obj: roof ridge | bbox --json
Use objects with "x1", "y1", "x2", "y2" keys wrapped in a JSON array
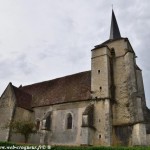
[
  {"x1": 19, "y1": 70, "x2": 91, "y2": 107},
  {"x1": 21, "y1": 70, "x2": 91, "y2": 88}
]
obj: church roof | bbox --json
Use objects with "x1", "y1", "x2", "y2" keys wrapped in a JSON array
[
  {"x1": 20, "y1": 71, "x2": 91, "y2": 107},
  {"x1": 109, "y1": 9, "x2": 121, "y2": 39},
  {"x1": 12, "y1": 85, "x2": 32, "y2": 111}
]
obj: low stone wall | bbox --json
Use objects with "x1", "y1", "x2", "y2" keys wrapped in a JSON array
[
  {"x1": 10, "y1": 133, "x2": 40, "y2": 144},
  {"x1": 147, "y1": 134, "x2": 150, "y2": 145}
]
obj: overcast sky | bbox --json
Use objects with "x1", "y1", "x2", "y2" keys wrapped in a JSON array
[{"x1": 0, "y1": 0, "x2": 150, "y2": 108}]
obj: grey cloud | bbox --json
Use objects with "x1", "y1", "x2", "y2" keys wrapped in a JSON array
[
  {"x1": 0, "y1": 61, "x2": 13, "y2": 79},
  {"x1": 0, "y1": 0, "x2": 150, "y2": 108}
]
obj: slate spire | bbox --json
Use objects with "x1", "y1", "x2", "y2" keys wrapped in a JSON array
[{"x1": 109, "y1": 9, "x2": 121, "y2": 39}]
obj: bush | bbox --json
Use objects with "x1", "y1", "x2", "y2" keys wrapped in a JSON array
[
  {"x1": 4, "y1": 120, "x2": 36, "y2": 143},
  {"x1": 0, "y1": 141, "x2": 150, "y2": 150}
]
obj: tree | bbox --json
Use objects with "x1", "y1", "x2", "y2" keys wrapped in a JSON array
[{"x1": 6, "y1": 120, "x2": 36, "y2": 143}]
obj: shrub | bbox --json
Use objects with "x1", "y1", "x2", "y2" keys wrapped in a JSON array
[{"x1": 5, "y1": 120, "x2": 36, "y2": 143}]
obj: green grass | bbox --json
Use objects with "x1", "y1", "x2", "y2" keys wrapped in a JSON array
[
  {"x1": 0, "y1": 141, "x2": 150, "y2": 150},
  {"x1": 50, "y1": 146, "x2": 150, "y2": 150}
]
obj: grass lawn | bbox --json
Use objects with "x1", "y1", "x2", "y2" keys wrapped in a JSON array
[{"x1": 0, "y1": 141, "x2": 150, "y2": 150}]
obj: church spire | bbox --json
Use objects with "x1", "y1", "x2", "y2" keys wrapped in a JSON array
[{"x1": 109, "y1": 9, "x2": 121, "y2": 39}]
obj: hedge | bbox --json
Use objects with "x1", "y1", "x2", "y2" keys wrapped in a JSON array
[{"x1": 0, "y1": 141, "x2": 150, "y2": 150}]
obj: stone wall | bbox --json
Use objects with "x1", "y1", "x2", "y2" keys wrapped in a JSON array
[
  {"x1": 102, "y1": 39, "x2": 148, "y2": 146},
  {"x1": 81, "y1": 127, "x2": 94, "y2": 145},
  {"x1": 136, "y1": 69, "x2": 147, "y2": 120},
  {"x1": 132, "y1": 123, "x2": 147, "y2": 146},
  {"x1": 112, "y1": 123, "x2": 147, "y2": 146},
  {"x1": 147, "y1": 134, "x2": 150, "y2": 145},
  {"x1": 10, "y1": 107, "x2": 34, "y2": 143},
  {"x1": 13, "y1": 107, "x2": 34, "y2": 121},
  {"x1": 91, "y1": 46, "x2": 111, "y2": 99},
  {"x1": 33, "y1": 101, "x2": 88, "y2": 145},
  {"x1": 105, "y1": 39, "x2": 145, "y2": 125},
  {"x1": 93, "y1": 100, "x2": 112, "y2": 146},
  {"x1": 10, "y1": 133, "x2": 40, "y2": 144},
  {"x1": 113, "y1": 125, "x2": 132, "y2": 146},
  {"x1": 91, "y1": 44, "x2": 112, "y2": 146},
  {"x1": 31, "y1": 100, "x2": 111, "y2": 146},
  {"x1": 0, "y1": 83, "x2": 16, "y2": 141},
  {"x1": 113, "y1": 41, "x2": 136, "y2": 125}
]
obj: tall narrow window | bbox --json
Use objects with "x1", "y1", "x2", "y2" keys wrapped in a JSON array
[{"x1": 67, "y1": 113, "x2": 72, "y2": 129}]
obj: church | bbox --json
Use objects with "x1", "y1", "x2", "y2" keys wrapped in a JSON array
[{"x1": 0, "y1": 10, "x2": 150, "y2": 146}]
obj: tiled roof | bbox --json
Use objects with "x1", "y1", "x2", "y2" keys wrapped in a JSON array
[
  {"x1": 20, "y1": 71, "x2": 91, "y2": 107},
  {"x1": 12, "y1": 85, "x2": 32, "y2": 111}
]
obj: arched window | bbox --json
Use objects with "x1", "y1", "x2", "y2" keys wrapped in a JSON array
[
  {"x1": 41, "y1": 111, "x2": 52, "y2": 130},
  {"x1": 36, "y1": 119, "x2": 40, "y2": 131},
  {"x1": 82, "y1": 104, "x2": 94, "y2": 127},
  {"x1": 67, "y1": 113, "x2": 72, "y2": 129}
]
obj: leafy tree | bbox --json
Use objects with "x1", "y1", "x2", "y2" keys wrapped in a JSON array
[{"x1": 5, "y1": 120, "x2": 36, "y2": 143}]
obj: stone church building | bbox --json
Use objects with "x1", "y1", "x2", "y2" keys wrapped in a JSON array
[{"x1": 0, "y1": 10, "x2": 150, "y2": 146}]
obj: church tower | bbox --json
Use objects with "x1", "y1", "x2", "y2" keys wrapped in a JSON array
[
  {"x1": 0, "y1": 8, "x2": 149, "y2": 147},
  {"x1": 91, "y1": 9, "x2": 147, "y2": 146}
]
